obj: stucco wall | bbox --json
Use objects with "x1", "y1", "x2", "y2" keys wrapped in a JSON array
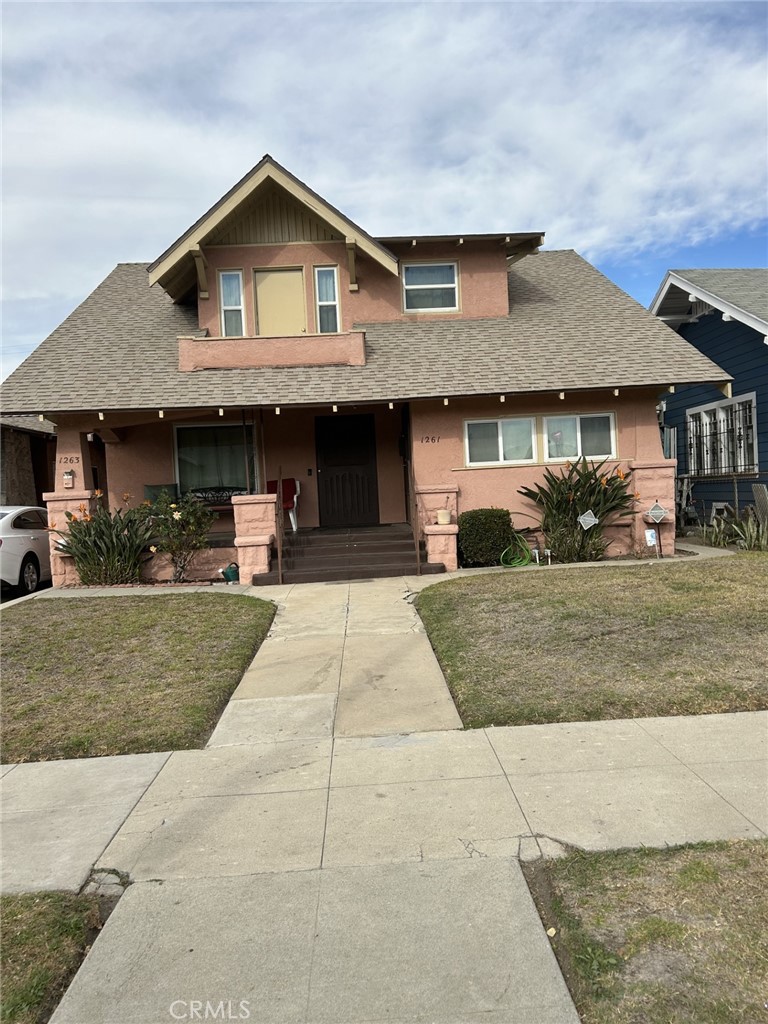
[
  {"x1": 410, "y1": 390, "x2": 673, "y2": 556},
  {"x1": 199, "y1": 240, "x2": 509, "y2": 336}
]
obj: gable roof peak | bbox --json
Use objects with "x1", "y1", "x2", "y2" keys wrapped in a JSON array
[{"x1": 147, "y1": 156, "x2": 399, "y2": 301}]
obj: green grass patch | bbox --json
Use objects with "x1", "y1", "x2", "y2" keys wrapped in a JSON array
[
  {"x1": 524, "y1": 839, "x2": 768, "y2": 1024},
  {"x1": 0, "y1": 594, "x2": 275, "y2": 761},
  {"x1": 1, "y1": 892, "x2": 102, "y2": 1024},
  {"x1": 415, "y1": 553, "x2": 768, "y2": 726}
]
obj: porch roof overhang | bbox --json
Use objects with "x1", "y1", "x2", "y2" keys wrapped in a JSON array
[
  {"x1": 378, "y1": 233, "x2": 545, "y2": 258},
  {"x1": 147, "y1": 155, "x2": 400, "y2": 302}
]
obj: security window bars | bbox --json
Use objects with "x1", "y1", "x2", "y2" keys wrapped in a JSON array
[
  {"x1": 465, "y1": 418, "x2": 536, "y2": 465},
  {"x1": 315, "y1": 267, "x2": 339, "y2": 333},
  {"x1": 545, "y1": 414, "x2": 615, "y2": 460},
  {"x1": 687, "y1": 395, "x2": 757, "y2": 477},
  {"x1": 219, "y1": 271, "x2": 244, "y2": 337},
  {"x1": 403, "y1": 263, "x2": 458, "y2": 311}
]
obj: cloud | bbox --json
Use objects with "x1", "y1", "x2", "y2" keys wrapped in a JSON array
[{"x1": 1, "y1": 1, "x2": 766, "y2": 376}]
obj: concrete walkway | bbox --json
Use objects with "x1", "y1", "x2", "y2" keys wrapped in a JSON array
[{"x1": 2, "y1": 554, "x2": 765, "y2": 1024}]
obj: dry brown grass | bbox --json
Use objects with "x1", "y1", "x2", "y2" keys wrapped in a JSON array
[
  {"x1": 415, "y1": 553, "x2": 768, "y2": 727},
  {"x1": 1, "y1": 594, "x2": 274, "y2": 761},
  {"x1": 525, "y1": 839, "x2": 768, "y2": 1023}
]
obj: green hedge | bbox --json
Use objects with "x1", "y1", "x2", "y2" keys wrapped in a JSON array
[{"x1": 457, "y1": 508, "x2": 514, "y2": 567}]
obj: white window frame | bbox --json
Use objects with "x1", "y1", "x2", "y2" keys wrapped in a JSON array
[
  {"x1": 543, "y1": 413, "x2": 617, "y2": 462},
  {"x1": 314, "y1": 266, "x2": 340, "y2": 334},
  {"x1": 464, "y1": 417, "x2": 537, "y2": 467},
  {"x1": 402, "y1": 261, "x2": 459, "y2": 312},
  {"x1": 219, "y1": 270, "x2": 245, "y2": 337},
  {"x1": 686, "y1": 392, "x2": 757, "y2": 477}
]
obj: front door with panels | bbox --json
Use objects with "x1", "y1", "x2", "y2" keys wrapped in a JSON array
[
  {"x1": 254, "y1": 269, "x2": 306, "y2": 336},
  {"x1": 315, "y1": 414, "x2": 380, "y2": 528}
]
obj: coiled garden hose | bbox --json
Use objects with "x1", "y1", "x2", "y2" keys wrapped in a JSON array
[{"x1": 500, "y1": 531, "x2": 533, "y2": 567}]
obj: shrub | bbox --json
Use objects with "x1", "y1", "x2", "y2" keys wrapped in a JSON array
[
  {"x1": 55, "y1": 502, "x2": 154, "y2": 585},
  {"x1": 457, "y1": 508, "x2": 514, "y2": 567},
  {"x1": 135, "y1": 491, "x2": 217, "y2": 583},
  {"x1": 518, "y1": 458, "x2": 637, "y2": 562}
]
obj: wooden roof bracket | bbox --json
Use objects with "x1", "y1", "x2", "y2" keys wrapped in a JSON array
[
  {"x1": 346, "y1": 239, "x2": 359, "y2": 292},
  {"x1": 717, "y1": 381, "x2": 733, "y2": 398},
  {"x1": 192, "y1": 247, "x2": 209, "y2": 299}
]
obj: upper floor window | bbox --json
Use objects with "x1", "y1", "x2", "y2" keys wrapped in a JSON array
[
  {"x1": 219, "y1": 271, "x2": 244, "y2": 337},
  {"x1": 465, "y1": 417, "x2": 536, "y2": 465},
  {"x1": 315, "y1": 267, "x2": 339, "y2": 333},
  {"x1": 545, "y1": 414, "x2": 615, "y2": 460},
  {"x1": 403, "y1": 263, "x2": 458, "y2": 312},
  {"x1": 687, "y1": 394, "x2": 757, "y2": 477}
]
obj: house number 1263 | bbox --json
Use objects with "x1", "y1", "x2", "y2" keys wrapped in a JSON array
[
  {"x1": 420, "y1": 436, "x2": 441, "y2": 443},
  {"x1": 58, "y1": 456, "x2": 81, "y2": 464}
]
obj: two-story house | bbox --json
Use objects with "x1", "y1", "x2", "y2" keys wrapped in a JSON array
[
  {"x1": 1, "y1": 156, "x2": 730, "y2": 585},
  {"x1": 651, "y1": 269, "x2": 768, "y2": 522}
]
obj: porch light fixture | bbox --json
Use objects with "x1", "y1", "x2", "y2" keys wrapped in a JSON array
[{"x1": 98, "y1": 412, "x2": 105, "y2": 421}]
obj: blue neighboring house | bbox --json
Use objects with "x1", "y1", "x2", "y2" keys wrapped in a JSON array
[{"x1": 650, "y1": 269, "x2": 768, "y2": 521}]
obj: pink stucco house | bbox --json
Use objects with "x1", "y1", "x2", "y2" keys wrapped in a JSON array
[{"x1": 1, "y1": 156, "x2": 730, "y2": 584}]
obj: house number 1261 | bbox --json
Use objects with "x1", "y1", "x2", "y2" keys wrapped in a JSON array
[{"x1": 420, "y1": 436, "x2": 440, "y2": 443}]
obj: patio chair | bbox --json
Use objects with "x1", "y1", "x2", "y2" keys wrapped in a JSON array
[{"x1": 267, "y1": 478, "x2": 300, "y2": 532}]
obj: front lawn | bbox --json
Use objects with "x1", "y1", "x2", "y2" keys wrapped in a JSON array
[
  {"x1": 1, "y1": 594, "x2": 274, "y2": 761},
  {"x1": 1, "y1": 892, "x2": 102, "y2": 1024},
  {"x1": 415, "y1": 553, "x2": 768, "y2": 727},
  {"x1": 524, "y1": 839, "x2": 768, "y2": 1023}
]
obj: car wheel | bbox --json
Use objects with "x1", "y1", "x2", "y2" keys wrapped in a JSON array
[{"x1": 19, "y1": 555, "x2": 40, "y2": 595}]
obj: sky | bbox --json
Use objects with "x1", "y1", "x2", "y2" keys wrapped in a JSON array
[{"x1": 2, "y1": 0, "x2": 767, "y2": 381}]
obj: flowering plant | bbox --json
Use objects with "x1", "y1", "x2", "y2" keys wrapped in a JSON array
[
  {"x1": 135, "y1": 491, "x2": 217, "y2": 582},
  {"x1": 518, "y1": 458, "x2": 637, "y2": 562},
  {"x1": 54, "y1": 500, "x2": 154, "y2": 584}
]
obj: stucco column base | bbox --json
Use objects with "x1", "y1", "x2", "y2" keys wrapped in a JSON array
[
  {"x1": 232, "y1": 494, "x2": 278, "y2": 583},
  {"x1": 424, "y1": 524, "x2": 459, "y2": 572},
  {"x1": 234, "y1": 534, "x2": 275, "y2": 582},
  {"x1": 629, "y1": 460, "x2": 677, "y2": 557},
  {"x1": 43, "y1": 490, "x2": 95, "y2": 587}
]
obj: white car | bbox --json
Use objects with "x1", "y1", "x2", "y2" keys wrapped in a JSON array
[{"x1": 0, "y1": 506, "x2": 52, "y2": 595}]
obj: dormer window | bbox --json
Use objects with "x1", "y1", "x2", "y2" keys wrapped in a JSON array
[
  {"x1": 219, "y1": 271, "x2": 244, "y2": 336},
  {"x1": 315, "y1": 266, "x2": 340, "y2": 333},
  {"x1": 403, "y1": 262, "x2": 458, "y2": 312}
]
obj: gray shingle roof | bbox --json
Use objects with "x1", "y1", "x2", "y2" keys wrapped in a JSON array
[
  {"x1": 0, "y1": 415, "x2": 56, "y2": 434},
  {"x1": 1, "y1": 251, "x2": 728, "y2": 415},
  {"x1": 668, "y1": 269, "x2": 768, "y2": 325}
]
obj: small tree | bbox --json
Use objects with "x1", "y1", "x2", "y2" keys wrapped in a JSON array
[
  {"x1": 518, "y1": 459, "x2": 637, "y2": 562},
  {"x1": 136, "y1": 491, "x2": 217, "y2": 583}
]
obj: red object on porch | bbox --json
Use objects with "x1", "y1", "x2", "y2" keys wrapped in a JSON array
[{"x1": 267, "y1": 478, "x2": 300, "y2": 532}]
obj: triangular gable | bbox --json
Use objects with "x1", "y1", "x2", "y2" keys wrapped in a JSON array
[
  {"x1": 148, "y1": 155, "x2": 399, "y2": 301},
  {"x1": 651, "y1": 270, "x2": 768, "y2": 339}
]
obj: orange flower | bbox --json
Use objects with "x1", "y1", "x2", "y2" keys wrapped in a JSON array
[
  {"x1": 83, "y1": 514, "x2": 92, "y2": 522},
  {"x1": 94, "y1": 488, "x2": 103, "y2": 498},
  {"x1": 122, "y1": 492, "x2": 132, "y2": 504},
  {"x1": 47, "y1": 521, "x2": 57, "y2": 530},
  {"x1": 78, "y1": 502, "x2": 87, "y2": 514},
  {"x1": 70, "y1": 514, "x2": 78, "y2": 522},
  {"x1": 616, "y1": 468, "x2": 625, "y2": 481},
  {"x1": 600, "y1": 476, "x2": 607, "y2": 487},
  {"x1": 142, "y1": 500, "x2": 152, "y2": 507},
  {"x1": 634, "y1": 491, "x2": 640, "y2": 499}
]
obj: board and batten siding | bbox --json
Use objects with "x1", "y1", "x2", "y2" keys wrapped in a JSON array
[
  {"x1": 663, "y1": 313, "x2": 768, "y2": 513},
  {"x1": 206, "y1": 184, "x2": 343, "y2": 247}
]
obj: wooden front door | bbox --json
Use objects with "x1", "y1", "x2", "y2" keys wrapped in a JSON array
[
  {"x1": 254, "y1": 269, "x2": 306, "y2": 336},
  {"x1": 316, "y1": 414, "x2": 379, "y2": 527}
]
